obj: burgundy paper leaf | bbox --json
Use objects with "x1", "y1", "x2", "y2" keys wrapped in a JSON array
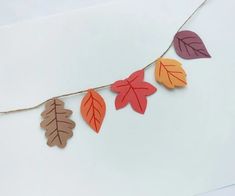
[
  {"x1": 173, "y1": 30, "x2": 211, "y2": 59},
  {"x1": 111, "y1": 70, "x2": 157, "y2": 114}
]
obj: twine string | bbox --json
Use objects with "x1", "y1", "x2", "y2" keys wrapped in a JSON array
[{"x1": 0, "y1": 0, "x2": 208, "y2": 115}]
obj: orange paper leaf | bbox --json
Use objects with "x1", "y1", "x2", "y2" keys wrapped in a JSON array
[
  {"x1": 81, "y1": 89, "x2": 106, "y2": 133},
  {"x1": 155, "y1": 58, "x2": 187, "y2": 89}
]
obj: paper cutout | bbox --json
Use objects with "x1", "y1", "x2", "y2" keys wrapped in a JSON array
[
  {"x1": 173, "y1": 30, "x2": 211, "y2": 59},
  {"x1": 81, "y1": 89, "x2": 106, "y2": 133},
  {"x1": 111, "y1": 70, "x2": 157, "y2": 114},
  {"x1": 40, "y1": 99, "x2": 75, "y2": 148},
  {"x1": 155, "y1": 58, "x2": 187, "y2": 89}
]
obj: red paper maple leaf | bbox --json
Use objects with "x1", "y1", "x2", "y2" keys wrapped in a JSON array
[{"x1": 111, "y1": 70, "x2": 157, "y2": 114}]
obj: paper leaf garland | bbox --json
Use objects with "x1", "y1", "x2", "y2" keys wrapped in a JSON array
[
  {"x1": 173, "y1": 30, "x2": 211, "y2": 59},
  {"x1": 111, "y1": 70, "x2": 157, "y2": 114},
  {"x1": 0, "y1": 5, "x2": 211, "y2": 149},
  {"x1": 41, "y1": 98, "x2": 75, "y2": 148},
  {"x1": 81, "y1": 89, "x2": 106, "y2": 133},
  {"x1": 155, "y1": 58, "x2": 187, "y2": 89}
]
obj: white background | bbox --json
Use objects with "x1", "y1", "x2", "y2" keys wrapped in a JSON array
[{"x1": 0, "y1": 0, "x2": 235, "y2": 196}]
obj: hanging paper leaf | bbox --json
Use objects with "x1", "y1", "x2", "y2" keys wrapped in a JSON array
[
  {"x1": 40, "y1": 99, "x2": 75, "y2": 148},
  {"x1": 155, "y1": 58, "x2": 187, "y2": 89},
  {"x1": 173, "y1": 30, "x2": 211, "y2": 59},
  {"x1": 111, "y1": 70, "x2": 156, "y2": 114},
  {"x1": 81, "y1": 89, "x2": 106, "y2": 133}
]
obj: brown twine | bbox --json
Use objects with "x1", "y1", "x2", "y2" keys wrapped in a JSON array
[{"x1": 0, "y1": 0, "x2": 208, "y2": 115}]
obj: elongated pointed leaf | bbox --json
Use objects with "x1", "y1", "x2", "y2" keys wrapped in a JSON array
[{"x1": 81, "y1": 89, "x2": 106, "y2": 133}]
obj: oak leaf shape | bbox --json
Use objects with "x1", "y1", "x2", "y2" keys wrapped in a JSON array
[
  {"x1": 41, "y1": 98, "x2": 75, "y2": 148},
  {"x1": 173, "y1": 30, "x2": 211, "y2": 59},
  {"x1": 111, "y1": 70, "x2": 157, "y2": 114},
  {"x1": 155, "y1": 58, "x2": 187, "y2": 89},
  {"x1": 81, "y1": 89, "x2": 106, "y2": 133}
]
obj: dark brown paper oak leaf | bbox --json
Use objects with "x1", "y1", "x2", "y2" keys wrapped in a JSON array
[{"x1": 40, "y1": 98, "x2": 75, "y2": 148}]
